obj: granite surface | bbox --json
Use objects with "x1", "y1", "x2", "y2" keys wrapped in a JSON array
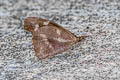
[{"x1": 0, "y1": 0, "x2": 120, "y2": 80}]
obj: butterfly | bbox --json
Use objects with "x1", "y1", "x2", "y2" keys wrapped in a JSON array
[{"x1": 24, "y1": 17, "x2": 87, "y2": 59}]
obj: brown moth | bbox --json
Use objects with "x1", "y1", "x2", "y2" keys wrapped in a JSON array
[{"x1": 24, "y1": 17, "x2": 86, "y2": 59}]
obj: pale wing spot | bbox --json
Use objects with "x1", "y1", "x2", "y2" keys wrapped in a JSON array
[
  {"x1": 56, "y1": 29, "x2": 61, "y2": 35},
  {"x1": 40, "y1": 47, "x2": 43, "y2": 50},
  {"x1": 39, "y1": 34, "x2": 54, "y2": 50},
  {"x1": 49, "y1": 45, "x2": 53, "y2": 48},
  {"x1": 39, "y1": 47, "x2": 43, "y2": 54},
  {"x1": 44, "y1": 40, "x2": 49, "y2": 45},
  {"x1": 44, "y1": 39, "x2": 54, "y2": 50},
  {"x1": 43, "y1": 21, "x2": 49, "y2": 25},
  {"x1": 54, "y1": 37, "x2": 72, "y2": 42},
  {"x1": 39, "y1": 39, "x2": 54, "y2": 55},
  {"x1": 30, "y1": 22, "x2": 35, "y2": 24},
  {"x1": 34, "y1": 24, "x2": 39, "y2": 31},
  {"x1": 39, "y1": 34, "x2": 47, "y2": 38}
]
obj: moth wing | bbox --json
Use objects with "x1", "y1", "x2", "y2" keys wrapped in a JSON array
[{"x1": 32, "y1": 20, "x2": 79, "y2": 59}]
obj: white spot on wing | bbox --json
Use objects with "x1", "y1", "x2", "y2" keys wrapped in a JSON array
[
  {"x1": 44, "y1": 39, "x2": 54, "y2": 50},
  {"x1": 39, "y1": 34, "x2": 54, "y2": 50},
  {"x1": 31, "y1": 22, "x2": 35, "y2": 24},
  {"x1": 34, "y1": 24, "x2": 39, "y2": 31},
  {"x1": 43, "y1": 21, "x2": 49, "y2": 25},
  {"x1": 39, "y1": 34, "x2": 47, "y2": 38},
  {"x1": 54, "y1": 37, "x2": 71, "y2": 42},
  {"x1": 39, "y1": 46, "x2": 43, "y2": 54},
  {"x1": 56, "y1": 29, "x2": 61, "y2": 35}
]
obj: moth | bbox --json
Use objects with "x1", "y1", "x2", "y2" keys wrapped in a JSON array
[{"x1": 24, "y1": 17, "x2": 87, "y2": 59}]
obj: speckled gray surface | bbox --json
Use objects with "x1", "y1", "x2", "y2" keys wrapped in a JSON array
[{"x1": 0, "y1": 0, "x2": 120, "y2": 80}]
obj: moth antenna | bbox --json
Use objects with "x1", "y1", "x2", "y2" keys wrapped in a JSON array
[{"x1": 76, "y1": 35, "x2": 89, "y2": 42}]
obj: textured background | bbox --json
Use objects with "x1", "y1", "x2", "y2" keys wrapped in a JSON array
[{"x1": 0, "y1": 0, "x2": 120, "y2": 80}]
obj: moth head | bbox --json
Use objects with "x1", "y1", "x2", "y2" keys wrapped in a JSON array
[
  {"x1": 24, "y1": 17, "x2": 50, "y2": 32},
  {"x1": 24, "y1": 17, "x2": 44, "y2": 32}
]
